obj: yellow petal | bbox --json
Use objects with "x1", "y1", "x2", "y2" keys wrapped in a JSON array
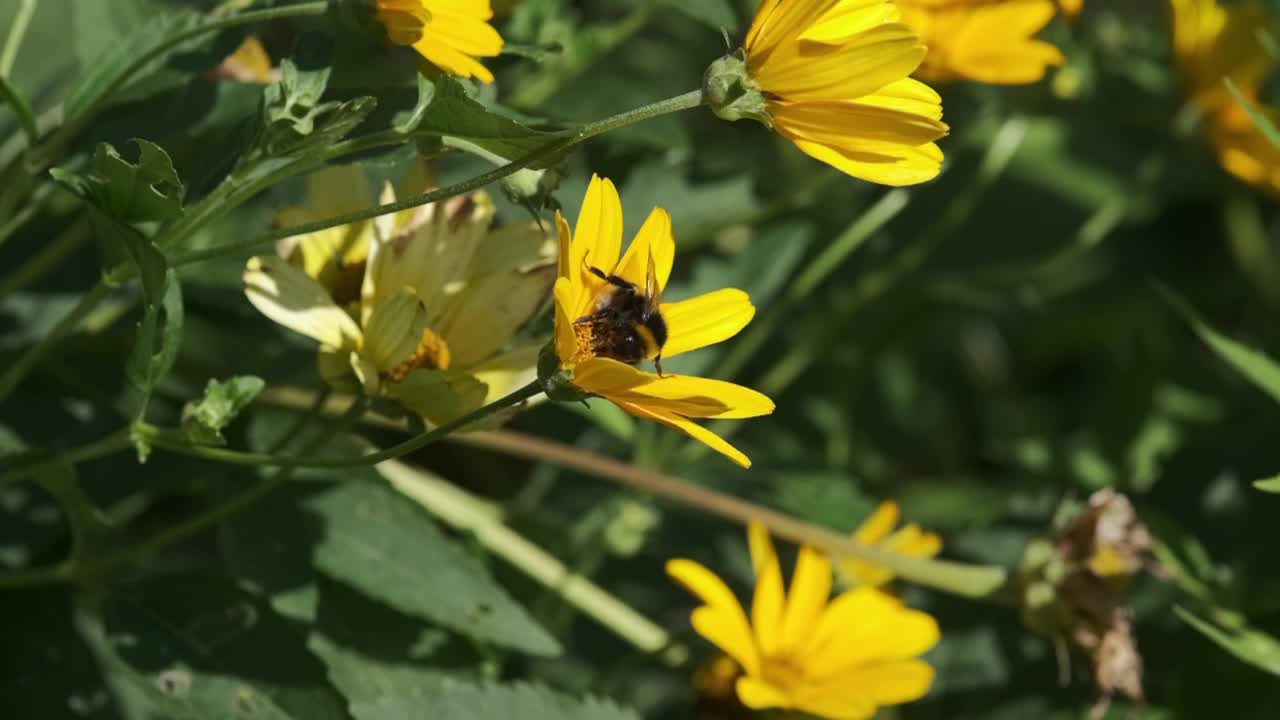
[
  {"x1": 243, "y1": 255, "x2": 362, "y2": 351},
  {"x1": 886, "y1": 523, "x2": 943, "y2": 559},
  {"x1": 799, "y1": 659, "x2": 935, "y2": 709},
  {"x1": 735, "y1": 676, "x2": 791, "y2": 711},
  {"x1": 574, "y1": 358, "x2": 775, "y2": 419},
  {"x1": 787, "y1": 136, "x2": 944, "y2": 186},
  {"x1": 792, "y1": 690, "x2": 876, "y2": 720},
  {"x1": 667, "y1": 559, "x2": 761, "y2": 675},
  {"x1": 753, "y1": 24, "x2": 926, "y2": 103},
  {"x1": 804, "y1": 588, "x2": 940, "y2": 675},
  {"x1": 405, "y1": 0, "x2": 504, "y2": 83},
  {"x1": 801, "y1": 0, "x2": 902, "y2": 45},
  {"x1": 436, "y1": 265, "x2": 555, "y2": 367},
  {"x1": 779, "y1": 545, "x2": 833, "y2": 652},
  {"x1": 389, "y1": 368, "x2": 489, "y2": 425},
  {"x1": 771, "y1": 98, "x2": 948, "y2": 148},
  {"x1": 613, "y1": 207, "x2": 675, "y2": 293},
  {"x1": 853, "y1": 500, "x2": 900, "y2": 545},
  {"x1": 745, "y1": 0, "x2": 787, "y2": 52},
  {"x1": 362, "y1": 289, "x2": 431, "y2": 372},
  {"x1": 553, "y1": 277, "x2": 578, "y2": 366},
  {"x1": 914, "y1": 0, "x2": 1065, "y2": 85},
  {"x1": 571, "y1": 175, "x2": 624, "y2": 315},
  {"x1": 555, "y1": 210, "x2": 572, "y2": 281},
  {"x1": 616, "y1": 400, "x2": 754, "y2": 467},
  {"x1": 852, "y1": 77, "x2": 944, "y2": 120},
  {"x1": 660, "y1": 289, "x2": 756, "y2": 359},
  {"x1": 748, "y1": 522, "x2": 786, "y2": 656}
]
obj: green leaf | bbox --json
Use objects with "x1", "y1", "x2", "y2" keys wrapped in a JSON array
[
  {"x1": 125, "y1": 268, "x2": 184, "y2": 425},
  {"x1": 101, "y1": 576, "x2": 351, "y2": 720},
  {"x1": 181, "y1": 376, "x2": 266, "y2": 446},
  {"x1": 308, "y1": 481, "x2": 560, "y2": 657},
  {"x1": 422, "y1": 77, "x2": 568, "y2": 167},
  {"x1": 223, "y1": 487, "x2": 327, "y2": 623},
  {"x1": 51, "y1": 140, "x2": 185, "y2": 224},
  {"x1": 66, "y1": 9, "x2": 204, "y2": 117},
  {"x1": 0, "y1": 74, "x2": 39, "y2": 143},
  {"x1": 2, "y1": 589, "x2": 125, "y2": 720},
  {"x1": 255, "y1": 53, "x2": 378, "y2": 160},
  {"x1": 349, "y1": 682, "x2": 641, "y2": 720},
  {"x1": 308, "y1": 579, "x2": 457, "y2": 717},
  {"x1": 1160, "y1": 286, "x2": 1280, "y2": 405},
  {"x1": 393, "y1": 73, "x2": 436, "y2": 134},
  {"x1": 1254, "y1": 475, "x2": 1280, "y2": 493},
  {"x1": 1176, "y1": 605, "x2": 1280, "y2": 677}
]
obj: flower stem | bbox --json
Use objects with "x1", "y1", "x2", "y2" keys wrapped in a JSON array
[
  {"x1": 0, "y1": 0, "x2": 36, "y2": 78},
  {"x1": 144, "y1": 381, "x2": 546, "y2": 469},
  {"x1": 168, "y1": 90, "x2": 707, "y2": 267},
  {"x1": 0, "y1": 428, "x2": 134, "y2": 490},
  {"x1": 86, "y1": 397, "x2": 367, "y2": 577},
  {"x1": 453, "y1": 430, "x2": 1010, "y2": 601}
]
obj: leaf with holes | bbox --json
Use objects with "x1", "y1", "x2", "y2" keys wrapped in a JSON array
[
  {"x1": 51, "y1": 139, "x2": 184, "y2": 224},
  {"x1": 351, "y1": 681, "x2": 642, "y2": 720},
  {"x1": 100, "y1": 575, "x2": 350, "y2": 720},
  {"x1": 308, "y1": 481, "x2": 559, "y2": 657}
]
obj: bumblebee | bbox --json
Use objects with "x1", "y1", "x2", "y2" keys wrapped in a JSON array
[{"x1": 574, "y1": 253, "x2": 668, "y2": 375}]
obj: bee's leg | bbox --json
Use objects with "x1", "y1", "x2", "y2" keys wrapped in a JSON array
[{"x1": 654, "y1": 354, "x2": 665, "y2": 378}]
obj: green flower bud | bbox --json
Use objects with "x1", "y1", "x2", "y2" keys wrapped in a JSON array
[
  {"x1": 537, "y1": 343, "x2": 593, "y2": 403},
  {"x1": 703, "y1": 49, "x2": 772, "y2": 128}
]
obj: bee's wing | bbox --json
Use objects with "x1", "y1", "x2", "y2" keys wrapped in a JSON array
[{"x1": 644, "y1": 248, "x2": 663, "y2": 315}]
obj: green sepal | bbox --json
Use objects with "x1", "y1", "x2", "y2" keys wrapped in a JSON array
[
  {"x1": 703, "y1": 49, "x2": 772, "y2": 127},
  {"x1": 537, "y1": 343, "x2": 593, "y2": 403}
]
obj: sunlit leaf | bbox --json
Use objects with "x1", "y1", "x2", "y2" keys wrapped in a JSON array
[
  {"x1": 1176, "y1": 605, "x2": 1280, "y2": 677},
  {"x1": 308, "y1": 481, "x2": 560, "y2": 656}
]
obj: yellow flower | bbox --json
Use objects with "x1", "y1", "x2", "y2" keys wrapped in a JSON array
[
  {"x1": 214, "y1": 36, "x2": 277, "y2": 84},
  {"x1": 711, "y1": 0, "x2": 949, "y2": 186},
  {"x1": 374, "y1": 0, "x2": 504, "y2": 83},
  {"x1": 1209, "y1": 101, "x2": 1280, "y2": 195},
  {"x1": 1170, "y1": 0, "x2": 1280, "y2": 195},
  {"x1": 900, "y1": 0, "x2": 1066, "y2": 85},
  {"x1": 838, "y1": 500, "x2": 943, "y2": 587},
  {"x1": 1170, "y1": 0, "x2": 1272, "y2": 114},
  {"x1": 1058, "y1": 0, "x2": 1083, "y2": 18},
  {"x1": 668, "y1": 523, "x2": 940, "y2": 720},
  {"x1": 246, "y1": 166, "x2": 554, "y2": 425},
  {"x1": 551, "y1": 176, "x2": 774, "y2": 468}
]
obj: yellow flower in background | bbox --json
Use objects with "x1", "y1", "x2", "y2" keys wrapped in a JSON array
[
  {"x1": 550, "y1": 176, "x2": 773, "y2": 468},
  {"x1": 1058, "y1": 0, "x2": 1083, "y2": 18},
  {"x1": 901, "y1": 0, "x2": 1066, "y2": 85},
  {"x1": 839, "y1": 500, "x2": 942, "y2": 587},
  {"x1": 246, "y1": 166, "x2": 554, "y2": 425},
  {"x1": 1207, "y1": 101, "x2": 1280, "y2": 195},
  {"x1": 706, "y1": 0, "x2": 949, "y2": 186},
  {"x1": 1170, "y1": 0, "x2": 1280, "y2": 195},
  {"x1": 213, "y1": 36, "x2": 277, "y2": 84},
  {"x1": 375, "y1": 0, "x2": 504, "y2": 83},
  {"x1": 668, "y1": 523, "x2": 940, "y2": 720},
  {"x1": 1170, "y1": 0, "x2": 1272, "y2": 114}
]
